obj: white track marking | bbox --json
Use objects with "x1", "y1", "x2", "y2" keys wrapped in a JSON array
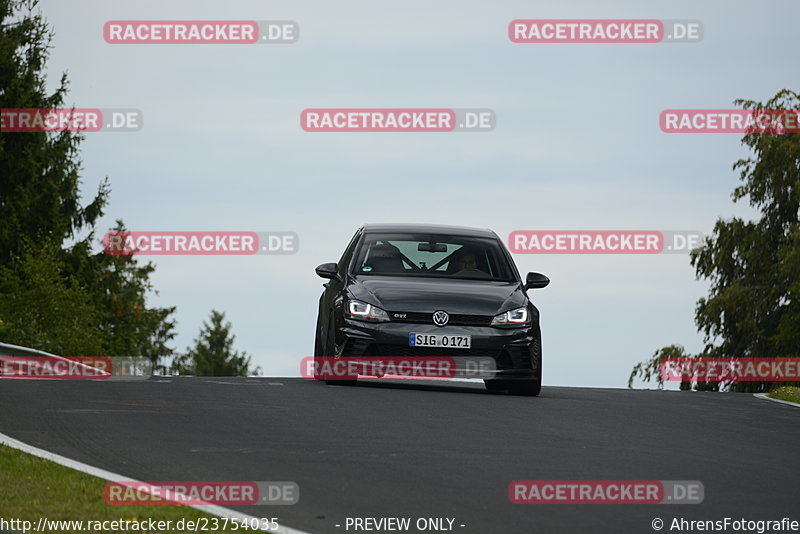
[{"x1": 0, "y1": 432, "x2": 313, "y2": 534}]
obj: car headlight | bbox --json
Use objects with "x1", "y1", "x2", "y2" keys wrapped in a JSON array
[
  {"x1": 346, "y1": 300, "x2": 390, "y2": 322},
  {"x1": 491, "y1": 306, "x2": 530, "y2": 327}
]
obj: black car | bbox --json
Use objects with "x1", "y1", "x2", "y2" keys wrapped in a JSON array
[{"x1": 313, "y1": 224, "x2": 549, "y2": 395}]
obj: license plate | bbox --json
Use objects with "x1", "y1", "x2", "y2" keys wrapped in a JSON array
[{"x1": 409, "y1": 333, "x2": 471, "y2": 349}]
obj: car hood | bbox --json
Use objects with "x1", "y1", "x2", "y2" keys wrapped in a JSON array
[{"x1": 347, "y1": 276, "x2": 526, "y2": 315}]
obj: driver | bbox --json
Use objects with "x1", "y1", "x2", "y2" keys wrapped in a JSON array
[{"x1": 451, "y1": 248, "x2": 479, "y2": 272}]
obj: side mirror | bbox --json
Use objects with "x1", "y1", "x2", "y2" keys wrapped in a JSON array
[
  {"x1": 315, "y1": 262, "x2": 340, "y2": 280},
  {"x1": 524, "y1": 272, "x2": 550, "y2": 290}
]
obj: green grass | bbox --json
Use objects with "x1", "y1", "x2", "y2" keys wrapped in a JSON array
[
  {"x1": 767, "y1": 385, "x2": 800, "y2": 404},
  {"x1": 0, "y1": 444, "x2": 265, "y2": 533}
]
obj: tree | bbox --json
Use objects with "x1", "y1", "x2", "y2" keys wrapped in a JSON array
[
  {"x1": 173, "y1": 310, "x2": 259, "y2": 376},
  {"x1": 0, "y1": 0, "x2": 177, "y2": 368},
  {"x1": 0, "y1": 0, "x2": 108, "y2": 267},
  {"x1": 0, "y1": 238, "x2": 103, "y2": 355},
  {"x1": 630, "y1": 89, "x2": 800, "y2": 392},
  {"x1": 66, "y1": 221, "x2": 177, "y2": 373}
]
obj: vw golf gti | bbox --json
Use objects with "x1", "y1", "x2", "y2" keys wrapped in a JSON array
[{"x1": 314, "y1": 224, "x2": 549, "y2": 395}]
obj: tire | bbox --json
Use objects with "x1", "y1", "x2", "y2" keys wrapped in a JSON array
[
  {"x1": 507, "y1": 379, "x2": 541, "y2": 396},
  {"x1": 313, "y1": 313, "x2": 325, "y2": 381},
  {"x1": 506, "y1": 347, "x2": 543, "y2": 396},
  {"x1": 322, "y1": 311, "x2": 357, "y2": 386},
  {"x1": 484, "y1": 378, "x2": 541, "y2": 396},
  {"x1": 484, "y1": 380, "x2": 506, "y2": 392}
]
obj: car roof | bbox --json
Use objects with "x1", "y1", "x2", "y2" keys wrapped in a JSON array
[{"x1": 361, "y1": 223, "x2": 498, "y2": 238}]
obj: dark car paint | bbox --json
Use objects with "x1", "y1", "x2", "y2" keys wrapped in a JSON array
[
  {"x1": 314, "y1": 224, "x2": 548, "y2": 390},
  {"x1": 351, "y1": 277, "x2": 526, "y2": 316}
]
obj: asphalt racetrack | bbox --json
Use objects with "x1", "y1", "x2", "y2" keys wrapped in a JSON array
[{"x1": 1, "y1": 378, "x2": 798, "y2": 533}]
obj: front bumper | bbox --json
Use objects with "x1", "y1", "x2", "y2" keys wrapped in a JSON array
[{"x1": 337, "y1": 318, "x2": 541, "y2": 379}]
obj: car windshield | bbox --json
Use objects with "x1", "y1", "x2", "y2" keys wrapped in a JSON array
[{"x1": 352, "y1": 233, "x2": 517, "y2": 282}]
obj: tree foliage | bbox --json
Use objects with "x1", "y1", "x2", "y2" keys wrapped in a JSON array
[
  {"x1": 172, "y1": 310, "x2": 259, "y2": 377},
  {"x1": 0, "y1": 238, "x2": 103, "y2": 355},
  {"x1": 0, "y1": 0, "x2": 177, "y2": 369},
  {"x1": 0, "y1": 0, "x2": 108, "y2": 266},
  {"x1": 630, "y1": 89, "x2": 800, "y2": 392},
  {"x1": 66, "y1": 221, "x2": 178, "y2": 372}
]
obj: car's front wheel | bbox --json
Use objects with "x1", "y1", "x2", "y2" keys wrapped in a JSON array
[
  {"x1": 313, "y1": 313, "x2": 325, "y2": 381},
  {"x1": 507, "y1": 379, "x2": 541, "y2": 396},
  {"x1": 484, "y1": 379, "x2": 506, "y2": 392},
  {"x1": 484, "y1": 378, "x2": 541, "y2": 396},
  {"x1": 320, "y1": 311, "x2": 357, "y2": 386}
]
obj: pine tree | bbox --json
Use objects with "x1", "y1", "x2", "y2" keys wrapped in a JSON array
[
  {"x1": 0, "y1": 0, "x2": 108, "y2": 265},
  {"x1": 0, "y1": 0, "x2": 177, "y2": 369},
  {"x1": 173, "y1": 310, "x2": 259, "y2": 376}
]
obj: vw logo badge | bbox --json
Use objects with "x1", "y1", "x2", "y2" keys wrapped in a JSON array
[{"x1": 432, "y1": 310, "x2": 449, "y2": 327}]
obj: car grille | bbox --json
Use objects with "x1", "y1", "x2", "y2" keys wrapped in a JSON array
[{"x1": 388, "y1": 311, "x2": 493, "y2": 327}]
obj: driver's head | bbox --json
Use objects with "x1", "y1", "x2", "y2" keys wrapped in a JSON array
[{"x1": 452, "y1": 248, "x2": 478, "y2": 271}]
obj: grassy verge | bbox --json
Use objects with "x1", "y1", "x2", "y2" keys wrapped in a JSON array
[
  {"x1": 0, "y1": 443, "x2": 267, "y2": 533},
  {"x1": 767, "y1": 385, "x2": 800, "y2": 404}
]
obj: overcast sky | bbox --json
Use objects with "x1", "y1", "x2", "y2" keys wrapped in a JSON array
[{"x1": 36, "y1": 0, "x2": 800, "y2": 387}]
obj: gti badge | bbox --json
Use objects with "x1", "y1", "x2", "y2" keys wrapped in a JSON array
[{"x1": 432, "y1": 310, "x2": 449, "y2": 327}]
